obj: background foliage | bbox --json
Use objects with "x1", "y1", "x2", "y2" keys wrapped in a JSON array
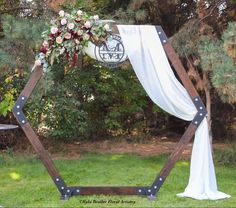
[{"x1": 0, "y1": 0, "x2": 235, "y2": 142}]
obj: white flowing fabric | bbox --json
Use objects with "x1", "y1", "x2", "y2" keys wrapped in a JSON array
[{"x1": 118, "y1": 25, "x2": 230, "y2": 200}]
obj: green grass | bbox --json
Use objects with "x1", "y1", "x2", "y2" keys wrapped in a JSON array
[{"x1": 0, "y1": 153, "x2": 235, "y2": 208}]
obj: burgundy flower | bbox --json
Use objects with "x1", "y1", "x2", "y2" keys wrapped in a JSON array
[
  {"x1": 41, "y1": 47, "x2": 47, "y2": 54},
  {"x1": 49, "y1": 34, "x2": 55, "y2": 39},
  {"x1": 71, "y1": 31, "x2": 78, "y2": 39}
]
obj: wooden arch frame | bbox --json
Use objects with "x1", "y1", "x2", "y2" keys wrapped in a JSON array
[{"x1": 13, "y1": 26, "x2": 207, "y2": 200}]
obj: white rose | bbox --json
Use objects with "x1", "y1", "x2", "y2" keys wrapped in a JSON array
[
  {"x1": 77, "y1": 10, "x2": 83, "y2": 16},
  {"x1": 56, "y1": 36, "x2": 63, "y2": 44},
  {"x1": 68, "y1": 23, "x2": 75, "y2": 30},
  {"x1": 104, "y1": 24, "x2": 110, "y2": 31},
  {"x1": 35, "y1": 59, "x2": 42, "y2": 66},
  {"x1": 83, "y1": 34, "x2": 90, "y2": 40},
  {"x1": 93, "y1": 15, "x2": 99, "y2": 21},
  {"x1": 59, "y1": 10, "x2": 65, "y2": 17},
  {"x1": 84, "y1": 21, "x2": 91, "y2": 28},
  {"x1": 77, "y1": 30, "x2": 83, "y2": 36},
  {"x1": 39, "y1": 53, "x2": 45, "y2": 59},
  {"x1": 59, "y1": 47, "x2": 65, "y2": 54},
  {"x1": 75, "y1": 39, "x2": 80, "y2": 44},
  {"x1": 50, "y1": 27, "x2": 58, "y2": 34},
  {"x1": 61, "y1": 18, "x2": 67, "y2": 25},
  {"x1": 64, "y1": 33, "x2": 72, "y2": 39}
]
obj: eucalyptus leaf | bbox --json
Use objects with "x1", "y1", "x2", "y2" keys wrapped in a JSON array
[{"x1": 50, "y1": 49, "x2": 55, "y2": 66}]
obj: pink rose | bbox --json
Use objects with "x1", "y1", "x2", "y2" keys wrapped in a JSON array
[
  {"x1": 59, "y1": 10, "x2": 65, "y2": 17},
  {"x1": 43, "y1": 41, "x2": 49, "y2": 48},
  {"x1": 68, "y1": 23, "x2": 75, "y2": 30},
  {"x1": 64, "y1": 33, "x2": 72, "y2": 39},
  {"x1": 51, "y1": 27, "x2": 58, "y2": 34},
  {"x1": 61, "y1": 18, "x2": 67, "y2": 25},
  {"x1": 84, "y1": 21, "x2": 91, "y2": 28},
  {"x1": 77, "y1": 30, "x2": 83, "y2": 36},
  {"x1": 56, "y1": 36, "x2": 63, "y2": 44}
]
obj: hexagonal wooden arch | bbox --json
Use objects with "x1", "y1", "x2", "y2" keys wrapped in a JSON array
[{"x1": 13, "y1": 26, "x2": 207, "y2": 200}]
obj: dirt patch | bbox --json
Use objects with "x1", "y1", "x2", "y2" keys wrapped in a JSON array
[
  {"x1": 76, "y1": 138, "x2": 192, "y2": 157},
  {"x1": 3, "y1": 135, "x2": 229, "y2": 160},
  {"x1": 43, "y1": 137, "x2": 227, "y2": 160}
]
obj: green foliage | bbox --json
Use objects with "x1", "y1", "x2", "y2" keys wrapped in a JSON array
[
  {"x1": 0, "y1": 15, "x2": 46, "y2": 119},
  {"x1": 0, "y1": 88, "x2": 16, "y2": 117},
  {"x1": 198, "y1": 38, "x2": 222, "y2": 72},
  {"x1": 3, "y1": 15, "x2": 45, "y2": 47},
  {"x1": 67, "y1": 0, "x2": 151, "y2": 24},
  {"x1": 0, "y1": 71, "x2": 28, "y2": 117},
  {"x1": 26, "y1": 62, "x2": 89, "y2": 139},
  {"x1": 198, "y1": 25, "x2": 236, "y2": 104},
  {"x1": 0, "y1": 15, "x2": 47, "y2": 69},
  {"x1": 172, "y1": 21, "x2": 236, "y2": 104},
  {"x1": 28, "y1": 61, "x2": 148, "y2": 139},
  {"x1": 0, "y1": 71, "x2": 26, "y2": 117},
  {"x1": 222, "y1": 22, "x2": 236, "y2": 61},
  {"x1": 0, "y1": 49, "x2": 15, "y2": 68},
  {"x1": 43, "y1": 95, "x2": 88, "y2": 139},
  {"x1": 171, "y1": 20, "x2": 200, "y2": 57},
  {"x1": 214, "y1": 143, "x2": 236, "y2": 166}
]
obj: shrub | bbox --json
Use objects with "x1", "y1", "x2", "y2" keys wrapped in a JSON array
[{"x1": 214, "y1": 143, "x2": 236, "y2": 166}]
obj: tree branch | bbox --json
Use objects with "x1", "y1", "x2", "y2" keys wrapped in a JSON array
[
  {"x1": 194, "y1": 0, "x2": 225, "y2": 26},
  {"x1": 0, "y1": 5, "x2": 56, "y2": 15},
  {"x1": 0, "y1": 6, "x2": 32, "y2": 15}
]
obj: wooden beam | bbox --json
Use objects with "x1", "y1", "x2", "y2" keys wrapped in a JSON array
[
  {"x1": 163, "y1": 42, "x2": 198, "y2": 99},
  {"x1": 13, "y1": 66, "x2": 61, "y2": 180},
  {"x1": 159, "y1": 123, "x2": 197, "y2": 177},
  {"x1": 21, "y1": 123, "x2": 60, "y2": 178},
  {"x1": 150, "y1": 31, "x2": 206, "y2": 193},
  {"x1": 73, "y1": 187, "x2": 146, "y2": 195},
  {"x1": 20, "y1": 66, "x2": 43, "y2": 98}
]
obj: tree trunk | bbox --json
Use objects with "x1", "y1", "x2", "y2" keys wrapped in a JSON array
[
  {"x1": 187, "y1": 58, "x2": 213, "y2": 145},
  {"x1": 196, "y1": 0, "x2": 213, "y2": 145},
  {"x1": 203, "y1": 71, "x2": 213, "y2": 144}
]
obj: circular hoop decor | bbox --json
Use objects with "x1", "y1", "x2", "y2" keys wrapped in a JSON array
[
  {"x1": 84, "y1": 34, "x2": 128, "y2": 68},
  {"x1": 95, "y1": 34, "x2": 128, "y2": 68},
  {"x1": 33, "y1": 9, "x2": 111, "y2": 72}
]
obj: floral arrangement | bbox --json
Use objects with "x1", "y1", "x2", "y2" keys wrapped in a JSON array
[{"x1": 34, "y1": 9, "x2": 111, "y2": 72}]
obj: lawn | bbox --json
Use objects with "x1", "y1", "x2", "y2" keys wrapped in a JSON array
[{"x1": 0, "y1": 152, "x2": 235, "y2": 208}]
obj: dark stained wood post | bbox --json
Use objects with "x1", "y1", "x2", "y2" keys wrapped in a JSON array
[{"x1": 12, "y1": 66, "x2": 62, "y2": 181}]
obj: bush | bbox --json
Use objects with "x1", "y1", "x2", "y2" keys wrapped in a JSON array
[
  {"x1": 25, "y1": 59, "x2": 150, "y2": 140},
  {"x1": 214, "y1": 143, "x2": 236, "y2": 166}
]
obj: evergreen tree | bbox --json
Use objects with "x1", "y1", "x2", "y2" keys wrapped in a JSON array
[{"x1": 199, "y1": 25, "x2": 236, "y2": 104}]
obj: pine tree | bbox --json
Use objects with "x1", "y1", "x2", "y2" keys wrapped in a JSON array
[
  {"x1": 199, "y1": 23, "x2": 236, "y2": 104},
  {"x1": 0, "y1": 15, "x2": 47, "y2": 70}
]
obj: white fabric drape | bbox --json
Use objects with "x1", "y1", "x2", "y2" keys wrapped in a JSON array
[{"x1": 118, "y1": 25, "x2": 230, "y2": 200}]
